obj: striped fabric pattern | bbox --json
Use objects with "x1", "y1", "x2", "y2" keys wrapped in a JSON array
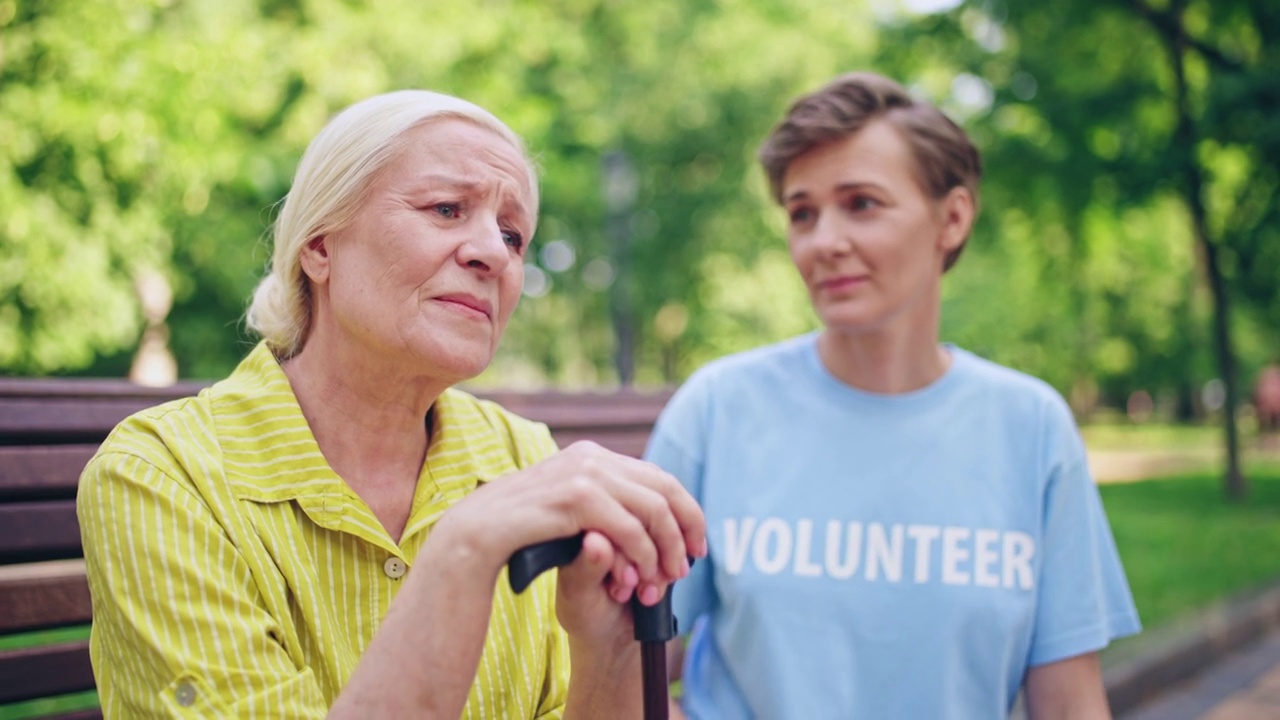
[{"x1": 77, "y1": 342, "x2": 569, "y2": 718}]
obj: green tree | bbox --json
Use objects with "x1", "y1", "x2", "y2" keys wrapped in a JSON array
[
  {"x1": 1, "y1": 0, "x2": 878, "y2": 385},
  {"x1": 876, "y1": 0, "x2": 1280, "y2": 498}
]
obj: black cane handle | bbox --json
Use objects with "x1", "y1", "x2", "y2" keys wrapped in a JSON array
[
  {"x1": 630, "y1": 579, "x2": 681, "y2": 642},
  {"x1": 508, "y1": 533, "x2": 692, "y2": 641},
  {"x1": 507, "y1": 532, "x2": 586, "y2": 594},
  {"x1": 508, "y1": 534, "x2": 693, "y2": 720}
]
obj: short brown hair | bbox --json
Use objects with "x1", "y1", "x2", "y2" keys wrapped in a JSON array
[{"x1": 759, "y1": 72, "x2": 982, "y2": 270}]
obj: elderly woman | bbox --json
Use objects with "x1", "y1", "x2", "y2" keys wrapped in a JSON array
[
  {"x1": 646, "y1": 72, "x2": 1140, "y2": 719},
  {"x1": 77, "y1": 90, "x2": 705, "y2": 719}
]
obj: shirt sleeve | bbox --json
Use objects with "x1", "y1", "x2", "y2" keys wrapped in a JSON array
[
  {"x1": 1028, "y1": 399, "x2": 1142, "y2": 666},
  {"x1": 78, "y1": 450, "x2": 328, "y2": 718},
  {"x1": 644, "y1": 375, "x2": 716, "y2": 632},
  {"x1": 533, "y1": 580, "x2": 570, "y2": 719}
]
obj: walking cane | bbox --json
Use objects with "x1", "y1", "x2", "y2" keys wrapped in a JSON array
[{"x1": 508, "y1": 532, "x2": 684, "y2": 720}]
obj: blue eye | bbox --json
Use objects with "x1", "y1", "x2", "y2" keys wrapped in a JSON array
[
  {"x1": 502, "y1": 229, "x2": 524, "y2": 250},
  {"x1": 433, "y1": 203, "x2": 461, "y2": 218}
]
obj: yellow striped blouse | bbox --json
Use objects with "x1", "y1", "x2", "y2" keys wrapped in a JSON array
[{"x1": 77, "y1": 342, "x2": 569, "y2": 718}]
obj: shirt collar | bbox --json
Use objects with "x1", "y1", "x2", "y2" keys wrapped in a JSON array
[{"x1": 210, "y1": 342, "x2": 500, "y2": 548}]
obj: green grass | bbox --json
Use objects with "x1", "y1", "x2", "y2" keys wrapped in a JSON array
[
  {"x1": 1101, "y1": 466, "x2": 1280, "y2": 650},
  {"x1": 0, "y1": 625, "x2": 90, "y2": 651},
  {"x1": 0, "y1": 692, "x2": 99, "y2": 720},
  {"x1": 1081, "y1": 421, "x2": 1224, "y2": 451},
  {"x1": 1080, "y1": 418, "x2": 1280, "y2": 453},
  {"x1": 0, "y1": 627, "x2": 95, "y2": 720}
]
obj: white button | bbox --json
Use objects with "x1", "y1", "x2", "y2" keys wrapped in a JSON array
[
  {"x1": 175, "y1": 680, "x2": 197, "y2": 707},
  {"x1": 383, "y1": 557, "x2": 407, "y2": 579}
]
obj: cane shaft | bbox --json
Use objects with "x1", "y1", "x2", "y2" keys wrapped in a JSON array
[{"x1": 640, "y1": 641, "x2": 669, "y2": 720}]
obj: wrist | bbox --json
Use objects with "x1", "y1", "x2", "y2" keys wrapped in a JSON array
[
  {"x1": 420, "y1": 514, "x2": 505, "y2": 590},
  {"x1": 566, "y1": 639, "x2": 642, "y2": 707},
  {"x1": 569, "y1": 633, "x2": 642, "y2": 671}
]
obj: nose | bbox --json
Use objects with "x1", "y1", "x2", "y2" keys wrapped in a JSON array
[
  {"x1": 457, "y1": 213, "x2": 513, "y2": 276},
  {"x1": 811, "y1": 211, "x2": 853, "y2": 259}
]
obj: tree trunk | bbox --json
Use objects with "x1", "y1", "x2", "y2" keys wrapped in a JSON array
[
  {"x1": 1162, "y1": 4, "x2": 1247, "y2": 499},
  {"x1": 1199, "y1": 228, "x2": 1246, "y2": 499}
]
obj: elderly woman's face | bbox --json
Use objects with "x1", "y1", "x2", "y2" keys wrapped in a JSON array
[{"x1": 314, "y1": 118, "x2": 536, "y2": 382}]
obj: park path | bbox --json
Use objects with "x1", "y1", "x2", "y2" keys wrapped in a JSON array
[
  {"x1": 1120, "y1": 631, "x2": 1280, "y2": 719},
  {"x1": 1088, "y1": 441, "x2": 1280, "y2": 484},
  {"x1": 1097, "y1": 437, "x2": 1280, "y2": 718},
  {"x1": 1089, "y1": 448, "x2": 1217, "y2": 483}
]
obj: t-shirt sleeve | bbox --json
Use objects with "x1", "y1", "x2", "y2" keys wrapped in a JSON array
[
  {"x1": 1029, "y1": 398, "x2": 1142, "y2": 666},
  {"x1": 644, "y1": 375, "x2": 716, "y2": 631}
]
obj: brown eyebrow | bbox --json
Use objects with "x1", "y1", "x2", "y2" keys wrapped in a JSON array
[
  {"x1": 784, "y1": 181, "x2": 886, "y2": 205},
  {"x1": 783, "y1": 189, "x2": 810, "y2": 205}
]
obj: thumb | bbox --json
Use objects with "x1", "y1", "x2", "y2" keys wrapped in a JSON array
[
  {"x1": 557, "y1": 530, "x2": 616, "y2": 592},
  {"x1": 554, "y1": 531, "x2": 636, "y2": 645}
]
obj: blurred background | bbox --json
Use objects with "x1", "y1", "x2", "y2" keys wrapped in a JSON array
[
  {"x1": 3, "y1": 0, "x2": 1275, "y2": 397},
  {"x1": 2, "y1": 0, "x2": 1280, "y2": 715}
]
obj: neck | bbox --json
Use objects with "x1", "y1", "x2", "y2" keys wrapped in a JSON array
[
  {"x1": 281, "y1": 338, "x2": 444, "y2": 489},
  {"x1": 817, "y1": 302, "x2": 950, "y2": 395}
]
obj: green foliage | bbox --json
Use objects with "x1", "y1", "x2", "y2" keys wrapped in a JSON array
[
  {"x1": 1, "y1": 0, "x2": 305, "y2": 375},
  {"x1": 1, "y1": 0, "x2": 876, "y2": 381},
  {"x1": 1, "y1": 0, "x2": 1276, "y2": 407},
  {"x1": 875, "y1": 0, "x2": 1280, "y2": 413}
]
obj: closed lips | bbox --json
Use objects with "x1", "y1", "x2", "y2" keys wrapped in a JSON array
[
  {"x1": 818, "y1": 275, "x2": 867, "y2": 290},
  {"x1": 436, "y1": 294, "x2": 492, "y2": 317}
]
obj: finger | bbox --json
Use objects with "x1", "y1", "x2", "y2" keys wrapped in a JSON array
[
  {"x1": 583, "y1": 472, "x2": 685, "y2": 582},
  {"x1": 604, "y1": 453, "x2": 709, "y2": 562},
  {"x1": 607, "y1": 550, "x2": 638, "y2": 604},
  {"x1": 634, "y1": 580, "x2": 670, "y2": 607},
  {"x1": 557, "y1": 471, "x2": 662, "y2": 581},
  {"x1": 553, "y1": 444, "x2": 697, "y2": 581}
]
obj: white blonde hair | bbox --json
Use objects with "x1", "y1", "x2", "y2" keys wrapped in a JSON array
[{"x1": 245, "y1": 90, "x2": 538, "y2": 358}]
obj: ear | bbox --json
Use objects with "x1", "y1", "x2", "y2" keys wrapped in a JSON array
[
  {"x1": 936, "y1": 186, "x2": 975, "y2": 255},
  {"x1": 298, "y1": 235, "x2": 332, "y2": 285}
]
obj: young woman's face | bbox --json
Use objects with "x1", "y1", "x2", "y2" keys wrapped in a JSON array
[
  {"x1": 303, "y1": 118, "x2": 536, "y2": 383},
  {"x1": 781, "y1": 120, "x2": 970, "y2": 335}
]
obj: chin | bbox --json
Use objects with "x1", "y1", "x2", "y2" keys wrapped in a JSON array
[
  {"x1": 819, "y1": 313, "x2": 885, "y2": 335},
  {"x1": 413, "y1": 338, "x2": 495, "y2": 383},
  {"x1": 817, "y1": 294, "x2": 895, "y2": 327},
  {"x1": 443, "y1": 354, "x2": 494, "y2": 383}
]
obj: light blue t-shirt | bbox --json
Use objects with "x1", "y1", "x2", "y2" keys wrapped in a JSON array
[{"x1": 645, "y1": 334, "x2": 1141, "y2": 719}]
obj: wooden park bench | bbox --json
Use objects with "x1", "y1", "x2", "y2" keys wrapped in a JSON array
[{"x1": 0, "y1": 377, "x2": 671, "y2": 719}]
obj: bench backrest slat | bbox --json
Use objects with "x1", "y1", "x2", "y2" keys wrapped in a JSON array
[
  {"x1": 41, "y1": 711, "x2": 103, "y2": 720},
  {"x1": 0, "y1": 398, "x2": 186, "y2": 443},
  {"x1": 549, "y1": 430, "x2": 651, "y2": 458},
  {"x1": 0, "y1": 445, "x2": 98, "y2": 499},
  {"x1": 0, "y1": 641, "x2": 96, "y2": 704},
  {"x1": 0, "y1": 500, "x2": 82, "y2": 563},
  {"x1": 0, "y1": 559, "x2": 91, "y2": 633}
]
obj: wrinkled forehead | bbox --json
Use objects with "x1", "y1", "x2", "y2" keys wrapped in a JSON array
[{"x1": 399, "y1": 116, "x2": 539, "y2": 210}]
